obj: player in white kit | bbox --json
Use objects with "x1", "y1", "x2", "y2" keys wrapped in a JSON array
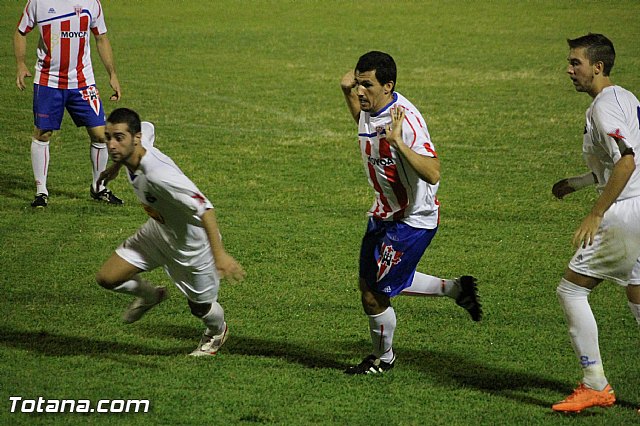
[
  {"x1": 551, "y1": 34, "x2": 640, "y2": 413},
  {"x1": 13, "y1": 0, "x2": 122, "y2": 207},
  {"x1": 340, "y1": 51, "x2": 481, "y2": 375},
  {"x1": 95, "y1": 108, "x2": 245, "y2": 356}
]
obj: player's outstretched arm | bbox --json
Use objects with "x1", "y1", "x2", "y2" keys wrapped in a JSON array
[
  {"x1": 13, "y1": 29, "x2": 31, "y2": 91},
  {"x1": 94, "y1": 33, "x2": 121, "y2": 101},
  {"x1": 97, "y1": 162, "x2": 123, "y2": 188},
  {"x1": 341, "y1": 70, "x2": 360, "y2": 123},
  {"x1": 552, "y1": 172, "x2": 596, "y2": 199},
  {"x1": 201, "y1": 209, "x2": 246, "y2": 283}
]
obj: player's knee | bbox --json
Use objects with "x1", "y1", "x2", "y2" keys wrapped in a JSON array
[
  {"x1": 95, "y1": 270, "x2": 118, "y2": 290},
  {"x1": 360, "y1": 289, "x2": 388, "y2": 316},
  {"x1": 34, "y1": 130, "x2": 53, "y2": 142},
  {"x1": 188, "y1": 300, "x2": 212, "y2": 318}
]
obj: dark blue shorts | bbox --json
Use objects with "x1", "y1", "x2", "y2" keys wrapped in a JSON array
[
  {"x1": 359, "y1": 218, "x2": 437, "y2": 297},
  {"x1": 33, "y1": 84, "x2": 106, "y2": 130}
]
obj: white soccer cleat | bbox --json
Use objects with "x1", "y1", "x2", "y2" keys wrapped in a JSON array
[
  {"x1": 122, "y1": 286, "x2": 167, "y2": 324},
  {"x1": 189, "y1": 323, "x2": 229, "y2": 356}
]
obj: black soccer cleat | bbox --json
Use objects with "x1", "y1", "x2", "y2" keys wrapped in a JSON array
[
  {"x1": 345, "y1": 354, "x2": 395, "y2": 375},
  {"x1": 455, "y1": 275, "x2": 482, "y2": 321},
  {"x1": 31, "y1": 193, "x2": 48, "y2": 208},
  {"x1": 90, "y1": 185, "x2": 123, "y2": 205}
]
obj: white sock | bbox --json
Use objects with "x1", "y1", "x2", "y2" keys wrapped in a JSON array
[
  {"x1": 31, "y1": 139, "x2": 49, "y2": 195},
  {"x1": 401, "y1": 272, "x2": 458, "y2": 298},
  {"x1": 556, "y1": 278, "x2": 608, "y2": 390},
  {"x1": 368, "y1": 307, "x2": 396, "y2": 363},
  {"x1": 202, "y1": 302, "x2": 225, "y2": 336},
  {"x1": 628, "y1": 301, "x2": 640, "y2": 326},
  {"x1": 113, "y1": 275, "x2": 157, "y2": 301},
  {"x1": 90, "y1": 142, "x2": 108, "y2": 192}
]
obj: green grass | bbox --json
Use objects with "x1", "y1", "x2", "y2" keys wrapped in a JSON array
[{"x1": 2, "y1": 0, "x2": 640, "y2": 424}]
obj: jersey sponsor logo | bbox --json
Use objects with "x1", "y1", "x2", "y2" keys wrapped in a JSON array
[
  {"x1": 60, "y1": 31, "x2": 88, "y2": 39},
  {"x1": 368, "y1": 156, "x2": 395, "y2": 167},
  {"x1": 377, "y1": 243, "x2": 403, "y2": 282},
  {"x1": 80, "y1": 86, "x2": 101, "y2": 116}
]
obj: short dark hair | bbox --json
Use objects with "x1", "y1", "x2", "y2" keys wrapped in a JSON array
[
  {"x1": 355, "y1": 51, "x2": 397, "y2": 90},
  {"x1": 567, "y1": 33, "x2": 615, "y2": 76},
  {"x1": 107, "y1": 108, "x2": 141, "y2": 135}
]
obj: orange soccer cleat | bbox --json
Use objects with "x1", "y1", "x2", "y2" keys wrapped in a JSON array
[{"x1": 552, "y1": 383, "x2": 616, "y2": 413}]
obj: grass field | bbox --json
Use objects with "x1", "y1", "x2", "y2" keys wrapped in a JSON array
[{"x1": 1, "y1": 1, "x2": 640, "y2": 424}]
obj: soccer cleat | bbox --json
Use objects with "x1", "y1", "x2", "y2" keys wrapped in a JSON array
[
  {"x1": 552, "y1": 383, "x2": 616, "y2": 413},
  {"x1": 31, "y1": 193, "x2": 48, "y2": 208},
  {"x1": 90, "y1": 185, "x2": 124, "y2": 205},
  {"x1": 455, "y1": 275, "x2": 482, "y2": 321},
  {"x1": 122, "y1": 286, "x2": 167, "y2": 324},
  {"x1": 344, "y1": 354, "x2": 395, "y2": 375},
  {"x1": 190, "y1": 323, "x2": 229, "y2": 356}
]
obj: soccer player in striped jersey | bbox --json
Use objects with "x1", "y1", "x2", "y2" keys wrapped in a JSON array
[
  {"x1": 340, "y1": 51, "x2": 481, "y2": 375},
  {"x1": 13, "y1": 0, "x2": 122, "y2": 207},
  {"x1": 96, "y1": 108, "x2": 245, "y2": 356},
  {"x1": 551, "y1": 33, "x2": 640, "y2": 413}
]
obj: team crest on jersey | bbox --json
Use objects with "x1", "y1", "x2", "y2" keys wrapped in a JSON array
[
  {"x1": 80, "y1": 86, "x2": 101, "y2": 116},
  {"x1": 74, "y1": 5, "x2": 83, "y2": 17},
  {"x1": 377, "y1": 243, "x2": 403, "y2": 282},
  {"x1": 375, "y1": 126, "x2": 387, "y2": 136}
]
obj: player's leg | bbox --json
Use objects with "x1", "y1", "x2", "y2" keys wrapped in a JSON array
[
  {"x1": 30, "y1": 85, "x2": 65, "y2": 207},
  {"x1": 627, "y1": 260, "x2": 640, "y2": 325},
  {"x1": 401, "y1": 273, "x2": 482, "y2": 321},
  {"x1": 97, "y1": 224, "x2": 167, "y2": 323},
  {"x1": 553, "y1": 269, "x2": 615, "y2": 412},
  {"x1": 164, "y1": 253, "x2": 228, "y2": 356},
  {"x1": 67, "y1": 85, "x2": 122, "y2": 204}
]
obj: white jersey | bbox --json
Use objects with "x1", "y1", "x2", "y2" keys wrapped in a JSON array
[
  {"x1": 17, "y1": 0, "x2": 107, "y2": 89},
  {"x1": 583, "y1": 85, "x2": 640, "y2": 200},
  {"x1": 358, "y1": 92, "x2": 439, "y2": 229},
  {"x1": 125, "y1": 146, "x2": 214, "y2": 264}
]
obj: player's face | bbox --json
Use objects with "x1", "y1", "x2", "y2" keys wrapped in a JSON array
[
  {"x1": 105, "y1": 122, "x2": 140, "y2": 164},
  {"x1": 355, "y1": 70, "x2": 394, "y2": 113},
  {"x1": 567, "y1": 48, "x2": 596, "y2": 94}
]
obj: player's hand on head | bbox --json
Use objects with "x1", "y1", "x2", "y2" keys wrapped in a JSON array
[
  {"x1": 384, "y1": 107, "x2": 405, "y2": 148},
  {"x1": 340, "y1": 70, "x2": 357, "y2": 91},
  {"x1": 552, "y1": 178, "x2": 575, "y2": 199}
]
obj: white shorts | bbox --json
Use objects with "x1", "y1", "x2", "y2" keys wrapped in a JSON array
[
  {"x1": 116, "y1": 220, "x2": 220, "y2": 303},
  {"x1": 569, "y1": 196, "x2": 640, "y2": 286}
]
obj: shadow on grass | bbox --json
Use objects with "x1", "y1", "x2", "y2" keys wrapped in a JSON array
[{"x1": 1, "y1": 325, "x2": 636, "y2": 414}]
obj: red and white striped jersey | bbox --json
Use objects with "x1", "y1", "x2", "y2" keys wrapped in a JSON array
[
  {"x1": 17, "y1": 0, "x2": 107, "y2": 89},
  {"x1": 358, "y1": 92, "x2": 440, "y2": 229}
]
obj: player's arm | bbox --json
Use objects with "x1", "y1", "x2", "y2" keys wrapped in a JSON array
[
  {"x1": 552, "y1": 171, "x2": 596, "y2": 199},
  {"x1": 573, "y1": 150, "x2": 635, "y2": 248},
  {"x1": 201, "y1": 208, "x2": 246, "y2": 282},
  {"x1": 341, "y1": 70, "x2": 360, "y2": 124},
  {"x1": 385, "y1": 107, "x2": 440, "y2": 184},
  {"x1": 93, "y1": 33, "x2": 121, "y2": 101},
  {"x1": 13, "y1": 29, "x2": 31, "y2": 91}
]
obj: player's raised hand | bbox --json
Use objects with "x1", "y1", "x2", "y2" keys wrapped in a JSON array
[
  {"x1": 384, "y1": 106, "x2": 405, "y2": 149},
  {"x1": 215, "y1": 252, "x2": 246, "y2": 283},
  {"x1": 340, "y1": 70, "x2": 357, "y2": 92},
  {"x1": 16, "y1": 63, "x2": 31, "y2": 91}
]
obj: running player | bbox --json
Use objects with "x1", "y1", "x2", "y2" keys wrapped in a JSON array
[
  {"x1": 340, "y1": 51, "x2": 481, "y2": 375},
  {"x1": 95, "y1": 108, "x2": 245, "y2": 356},
  {"x1": 551, "y1": 33, "x2": 640, "y2": 413},
  {"x1": 13, "y1": 0, "x2": 123, "y2": 207}
]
